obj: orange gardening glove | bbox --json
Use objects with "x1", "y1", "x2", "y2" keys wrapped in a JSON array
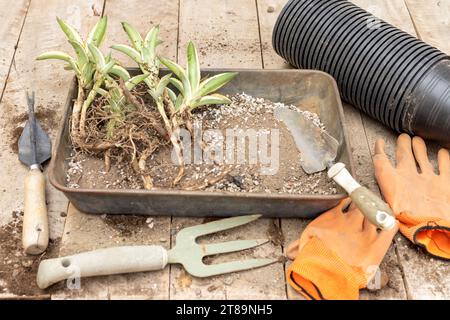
[
  {"x1": 373, "y1": 134, "x2": 450, "y2": 260},
  {"x1": 286, "y1": 199, "x2": 398, "y2": 300}
]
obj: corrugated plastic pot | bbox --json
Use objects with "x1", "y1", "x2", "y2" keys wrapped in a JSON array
[{"x1": 273, "y1": 0, "x2": 450, "y2": 147}]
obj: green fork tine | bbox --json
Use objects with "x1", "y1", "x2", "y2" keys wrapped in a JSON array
[
  {"x1": 175, "y1": 214, "x2": 262, "y2": 240},
  {"x1": 168, "y1": 215, "x2": 277, "y2": 278},
  {"x1": 202, "y1": 239, "x2": 269, "y2": 256},
  {"x1": 185, "y1": 258, "x2": 278, "y2": 278}
]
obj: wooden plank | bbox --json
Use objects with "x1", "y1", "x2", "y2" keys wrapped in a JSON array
[
  {"x1": 171, "y1": 0, "x2": 286, "y2": 300},
  {"x1": 52, "y1": 0, "x2": 179, "y2": 299},
  {"x1": 0, "y1": 0, "x2": 29, "y2": 96},
  {"x1": 0, "y1": 0, "x2": 103, "y2": 298},
  {"x1": 352, "y1": 0, "x2": 450, "y2": 299},
  {"x1": 256, "y1": 0, "x2": 290, "y2": 69},
  {"x1": 404, "y1": 0, "x2": 450, "y2": 53}
]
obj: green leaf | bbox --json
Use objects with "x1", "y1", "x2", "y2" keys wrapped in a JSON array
[
  {"x1": 81, "y1": 63, "x2": 95, "y2": 84},
  {"x1": 141, "y1": 26, "x2": 160, "y2": 63},
  {"x1": 68, "y1": 40, "x2": 89, "y2": 67},
  {"x1": 190, "y1": 93, "x2": 231, "y2": 109},
  {"x1": 36, "y1": 51, "x2": 80, "y2": 74},
  {"x1": 95, "y1": 87, "x2": 108, "y2": 96},
  {"x1": 197, "y1": 72, "x2": 237, "y2": 97},
  {"x1": 36, "y1": 51, "x2": 73, "y2": 62},
  {"x1": 88, "y1": 44, "x2": 106, "y2": 68},
  {"x1": 168, "y1": 78, "x2": 184, "y2": 96},
  {"x1": 125, "y1": 73, "x2": 150, "y2": 90},
  {"x1": 87, "y1": 16, "x2": 108, "y2": 47},
  {"x1": 144, "y1": 25, "x2": 160, "y2": 52},
  {"x1": 157, "y1": 73, "x2": 172, "y2": 95},
  {"x1": 175, "y1": 94, "x2": 183, "y2": 111},
  {"x1": 109, "y1": 65, "x2": 131, "y2": 80},
  {"x1": 166, "y1": 88, "x2": 177, "y2": 103},
  {"x1": 56, "y1": 17, "x2": 83, "y2": 46},
  {"x1": 160, "y1": 57, "x2": 191, "y2": 99},
  {"x1": 111, "y1": 44, "x2": 143, "y2": 63},
  {"x1": 101, "y1": 59, "x2": 115, "y2": 74},
  {"x1": 105, "y1": 52, "x2": 112, "y2": 63},
  {"x1": 122, "y1": 22, "x2": 143, "y2": 51},
  {"x1": 186, "y1": 41, "x2": 200, "y2": 92}
]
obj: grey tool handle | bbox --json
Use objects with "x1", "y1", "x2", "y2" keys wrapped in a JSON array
[
  {"x1": 23, "y1": 166, "x2": 49, "y2": 255},
  {"x1": 37, "y1": 245, "x2": 168, "y2": 289},
  {"x1": 328, "y1": 163, "x2": 396, "y2": 230}
]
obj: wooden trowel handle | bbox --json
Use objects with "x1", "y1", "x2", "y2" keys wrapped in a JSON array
[{"x1": 23, "y1": 167, "x2": 49, "y2": 255}]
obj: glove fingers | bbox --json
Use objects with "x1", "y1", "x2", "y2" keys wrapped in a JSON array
[
  {"x1": 395, "y1": 134, "x2": 416, "y2": 171},
  {"x1": 438, "y1": 148, "x2": 450, "y2": 178},
  {"x1": 412, "y1": 136, "x2": 434, "y2": 175},
  {"x1": 373, "y1": 139, "x2": 394, "y2": 170}
]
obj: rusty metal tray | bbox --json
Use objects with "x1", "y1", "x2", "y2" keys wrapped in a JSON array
[{"x1": 49, "y1": 68, "x2": 354, "y2": 218}]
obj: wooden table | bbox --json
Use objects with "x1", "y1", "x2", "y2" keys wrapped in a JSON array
[{"x1": 0, "y1": 0, "x2": 448, "y2": 299}]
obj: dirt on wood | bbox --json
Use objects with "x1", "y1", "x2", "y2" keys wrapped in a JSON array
[
  {"x1": 0, "y1": 211, "x2": 63, "y2": 297},
  {"x1": 66, "y1": 93, "x2": 339, "y2": 196},
  {"x1": 7, "y1": 105, "x2": 59, "y2": 154}
]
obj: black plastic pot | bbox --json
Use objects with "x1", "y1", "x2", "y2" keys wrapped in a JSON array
[{"x1": 273, "y1": 0, "x2": 450, "y2": 146}]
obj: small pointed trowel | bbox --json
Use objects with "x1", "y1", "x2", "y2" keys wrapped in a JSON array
[
  {"x1": 18, "y1": 92, "x2": 51, "y2": 255},
  {"x1": 275, "y1": 107, "x2": 396, "y2": 230}
]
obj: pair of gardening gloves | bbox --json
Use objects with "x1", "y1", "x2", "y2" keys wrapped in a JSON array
[{"x1": 286, "y1": 134, "x2": 449, "y2": 300}]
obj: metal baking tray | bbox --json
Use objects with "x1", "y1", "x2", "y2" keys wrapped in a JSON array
[{"x1": 49, "y1": 68, "x2": 354, "y2": 217}]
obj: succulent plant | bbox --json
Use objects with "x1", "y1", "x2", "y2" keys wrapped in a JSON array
[
  {"x1": 36, "y1": 16, "x2": 108, "y2": 136},
  {"x1": 96, "y1": 71, "x2": 149, "y2": 139},
  {"x1": 160, "y1": 42, "x2": 237, "y2": 114},
  {"x1": 111, "y1": 23, "x2": 161, "y2": 88}
]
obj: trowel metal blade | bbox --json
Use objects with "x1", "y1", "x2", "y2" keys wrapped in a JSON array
[
  {"x1": 18, "y1": 119, "x2": 52, "y2": 167},
  {"x1": 274, "y1": 107, "x2": 339, "y2": 174}
]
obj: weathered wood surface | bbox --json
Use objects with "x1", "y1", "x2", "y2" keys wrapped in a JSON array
[
  {"x1": 0, "y1": 0, "x2": 29, "y2": 98},
  {"x1": 0, "y1": 0, "x2": 103, "y2": 299},
  {"x1": 0, "y1": 0, "x2": 448, "y2": 300}
]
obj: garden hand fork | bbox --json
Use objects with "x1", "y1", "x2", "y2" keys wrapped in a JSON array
[{"x1": 37, "y1": 215, "x2": 276, "y2": 289}]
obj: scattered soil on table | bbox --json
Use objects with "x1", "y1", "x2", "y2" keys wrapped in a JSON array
[
  {"x1": 103, "y1": 214, "x2": 150, "y2": 237},
  {"x1": 0, "y1": 211, "x2": 63, "y2": 296},
  {"x1": 9, "y1": 126, "x2": 24, "y2": 154},
  {"x1": 66, "y1": 93, "x2": 339, "y2": 195},
  {"x1": 7, "y1": 105, "x2": 59, "y2": 154}
]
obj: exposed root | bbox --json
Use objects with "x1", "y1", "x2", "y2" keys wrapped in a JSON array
[
  {"x1": 70, "y1": 85, "x2": 165, "y2": 182},
  {"x1": 185, "y1": 168, "x2": 232, "y2": 191},
  {"x1": 141, "y1": 175, "x2": 154, "y2": 190},
  {"x1": 163, "y1": 89, "x2": 186, "y2": 186},
  {"x1": 104, "y1": 149, "x2": 111, "y2": 172},
  {"x1": 173, "y1": 165, "x2": 185, "y2": 187}
]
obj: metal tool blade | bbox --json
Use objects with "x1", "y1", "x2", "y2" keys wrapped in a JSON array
[
  {"x1": 167, "y1": 215, "x2": 276, "y2": 277},
  {"x1": 18, "y1": 92, "x2": 52, "y2": 167},
  {"x1": 274, "y1": 107, "x2": 339, "y2": 174}
]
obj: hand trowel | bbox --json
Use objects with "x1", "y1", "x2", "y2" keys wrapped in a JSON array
[
  {"x1": 18, "y1": 92, "x2": 51, "y2": 254},
  {"x1": 275, "y1": 108, "x2": 396, "y2": 230}
]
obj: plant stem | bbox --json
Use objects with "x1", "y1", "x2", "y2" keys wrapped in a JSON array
[
  {"x1": 71, "y1": 83, "x2": 84, "y2": 137},
  {"x1": 79, "y1": 76, "x2": 103, "y2": 137}
]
